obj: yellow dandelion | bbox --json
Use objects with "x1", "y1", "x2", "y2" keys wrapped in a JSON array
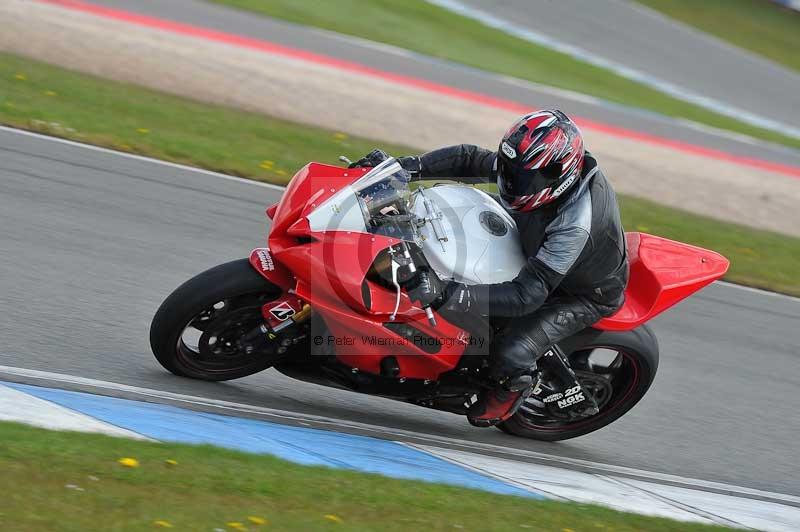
[
  {"x1": 247, "y1": 516, "x2": 267, "y2": 525},
  {"x1": 164, "y1": 459, "x2": 178, "y2": 467},
  {"x1": 259, "y1": 160, "x2": 274, "y2": 169},
  {"x1": 324, "y1": 514, "x2": 343, "y2": 524},
  {"x1": 226, "y1": 522, "x2": 247, "y2": 530},
  {"x1": 333, "y1": 132, "x2": 348, "y2": 140},
  {"x1": 136, "y1": 128, "x2": 150, "y2": 134},
  {"x1": 44, "y1": 90, "x2": 57, "y2": 97},
  {"x1": 153, "y1": 520, "x2": 173, "y2": 528},
  {"x1": 15, "y1": 73, "x2": 26, "y2": 80},
  {"x1": 117, "y1": 457, "x2": 139, "y2": 468},
  {"x1": 275, "y1": 169, "x2": 287, "y2": 176}
]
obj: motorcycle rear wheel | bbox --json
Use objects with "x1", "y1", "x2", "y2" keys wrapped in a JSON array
[
  {"x1": 150, "y1": 258, "x2": 290, "y2": 381},
  {"x1": 498, "y1": 325, "x2": 659, "y2": 441}
]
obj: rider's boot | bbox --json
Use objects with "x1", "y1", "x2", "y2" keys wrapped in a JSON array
[
  {"x1": 467, "y1": 374, "x2": 534, "y2": 427},
  {"x1": 531, "y1": 346, "x2": 599, "y2": 417}
]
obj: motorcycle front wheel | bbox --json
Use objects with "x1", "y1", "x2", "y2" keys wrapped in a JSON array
[
  {"x1": 150, "y1": 258, "x2": 296, "y2": 381},
  {"x1": 498, "y1": 325, "x2": 659, "y2": 441}
]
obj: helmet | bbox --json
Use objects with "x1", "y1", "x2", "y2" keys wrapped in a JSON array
[{"x1": 496, "y1": 110, "x2": 585, "y2": 212}]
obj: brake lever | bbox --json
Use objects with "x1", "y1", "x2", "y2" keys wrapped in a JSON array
[
  {"x1": 388, "y1": 242, "x2": 437, "y2": 327},
  {"x1": 388, "y1": 250, "x2": 402, "y2": 322}
]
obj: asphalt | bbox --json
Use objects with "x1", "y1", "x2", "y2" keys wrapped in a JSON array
[
  {"x1": 458, "y1": 0, "x2": 800, "y2": 131},
  {"x1": 86, "y1": 0, "x2": 800, "y2": 168},
  {"x1": 1, "y1": 128, "x2": 798, "y2": 496}
]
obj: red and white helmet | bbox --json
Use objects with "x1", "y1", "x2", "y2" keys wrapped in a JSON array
[{"x1": 497, "y1": 110, "x2": 585, "y2": 212}]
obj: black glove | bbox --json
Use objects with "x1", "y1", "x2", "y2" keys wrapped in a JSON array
[
  {"x1": 406, "y1": 270, "x2": 473, "y2": 313},
  {"x1": 397, "y1": 155, "x2": 422, "y2": 178},
  {"x1": 348, "y1": 149, "x2": 390, "y2": 168},
  {"x1": 406, "y1": 269, "x2": 444, "y2": 309}
]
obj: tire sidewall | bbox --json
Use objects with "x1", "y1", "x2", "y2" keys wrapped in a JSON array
[
  {"x1": 499, "y1": 325, "x2": 659, "y2": 442},
  {"x1": 149, "y1": 259, "x2": 281, "y2": 381}
]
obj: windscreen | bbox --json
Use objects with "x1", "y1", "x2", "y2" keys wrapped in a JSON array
[{"x1": 354, "y1": 159, "x2": 417, "y2": 241}]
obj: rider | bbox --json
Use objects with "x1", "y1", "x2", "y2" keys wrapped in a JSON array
[{"x1": 354, "y1": 110, "x2": 629, "y2": 427}]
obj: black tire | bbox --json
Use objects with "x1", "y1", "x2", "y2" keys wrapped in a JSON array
[
  {"x1": 150, "y1": 259, "x2": 282, "y2": 381},
  {"x1": 498, "y1": 325, "x2": 659, "y2": 441}
]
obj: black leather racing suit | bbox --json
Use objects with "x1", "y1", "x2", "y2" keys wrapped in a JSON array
[{"x1": 400, "y1": 145, "x2": 629, "y2": 380}]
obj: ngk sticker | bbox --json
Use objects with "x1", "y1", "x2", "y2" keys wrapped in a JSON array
[
  {"x1": 557, "y1": 392, "x2": 586, "y2": 409},
  {"x1": 269, "y1": 301, "x2": 296, "y2": 321},
  {"x1": 501, "y1": 142, "x2": 517, "y2": 159}
]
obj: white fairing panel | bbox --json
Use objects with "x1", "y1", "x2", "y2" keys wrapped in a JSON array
[{"x1": 413, "y1": 185, "x2": 527, "y2": 285}]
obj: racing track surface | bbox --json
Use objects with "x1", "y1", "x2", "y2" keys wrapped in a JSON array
[
  {"x1": 1, "y1": 128, "x2": 799, "y2": 496},
  {"x1": 457, "y1": 0, "x2": 800, "y2": 133},
  {"x1": 85, "y1": 0, "x2": 800, "y2": 168}
]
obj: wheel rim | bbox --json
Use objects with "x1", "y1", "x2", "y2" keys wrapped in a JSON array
[
  {"x1": 515, "y1": 346, "x2": 642, "y2": 432},
  {"x1": 176, "y1": 293, "x2": 278, "y2": 375}
]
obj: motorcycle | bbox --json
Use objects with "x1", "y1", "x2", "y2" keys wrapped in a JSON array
[{"x1": 150, "y1": 157, "x2": 729, "y2": 441}]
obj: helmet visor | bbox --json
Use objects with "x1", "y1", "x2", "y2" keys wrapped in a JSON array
[{"x1": 497, "y1": 158, "x2": 561, "y2": 208}]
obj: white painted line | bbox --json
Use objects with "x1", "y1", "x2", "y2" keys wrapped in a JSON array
[
  {"x1": 622, "y1": 477, "x2": 800, "y2": 532},
  {"x1": 2, "y1": 125, "x2": 797, "y2": 305},
  {"x1": 626, "y1": 0, "x2": 800, "y2": 70},
  {"x1": 0, "y1": 383, "x2": 151, "y2": 440},
  {"x1": 716, "y1": 281, "x2": 800, "y2": 303},
  {"x1": 400, "y1": 441, "x2": 559, "y2": 500},
  {"x1": 293, "y1": 8, "x2": 794, "y2": 151},
  {"x1": 426, "y1": 0, "x2": 800, "y2": 140},
  {"x1": 1, "y1": 363, "x2": 798, "y2": 508},
  {"x1": 419, "y1": 445, "x2": 800, "y2": 531},
  {"x1": 0, "y1": 126, "x2": 285, "y2": 192},
  {"x1": 419, "y1": 446, "x2": 717, "y2": 525}
]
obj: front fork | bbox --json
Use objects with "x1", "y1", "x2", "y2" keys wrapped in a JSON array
[
  {"x1": 531, "y1": 345, "x2": 600, "y2": 417},
  {"x1": 238, "y1": 294, "x2": 311, "y2": 355}
]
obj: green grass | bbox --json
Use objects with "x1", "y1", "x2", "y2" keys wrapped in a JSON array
[
  {"x1": 636, "y1": 0, "x2": 800, "y2": 72},
  {"x1": 211, "y1": 0, "x2": 800, "y2": 149},
  {"x1": 0, "y1": 421, "x2": 736, "y2": 531},
  {"x1": 1, "y1": 53, "x2": 798, "y2": 295},
  {"x1": 0, "y1": 54, "x2": 408, "y2": 185}
]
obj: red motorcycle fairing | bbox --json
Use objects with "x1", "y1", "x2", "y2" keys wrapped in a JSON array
[
  {"x1": 595, "y1": 232, "x2": 729, "y2": 331},
  {"x1": 259, "y1": 162, "x2": 473, "y2": 380},
  {"x1": 252, "y1": 161, "x2": 729, "y2": 380},
  {"x1": 280, "y1": 229, "x2": 470, "y2": 380},
  {"x1": 248, "y1": 248, "x2": 295, "y2": 291}
]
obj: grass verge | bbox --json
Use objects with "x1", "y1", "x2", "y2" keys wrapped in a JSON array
[
  {"x1": 211, "y1": 0, "x2": 800, "y2": 149},
  {"x1": 0, "y1": 421, "x2": 736, "y2": 531},
  {"x1": 1, "y1": 53, "x2": 798, "y2": 296},
  {"x1": 635, "y1": 0, "x2": 800, "y2": 72}
]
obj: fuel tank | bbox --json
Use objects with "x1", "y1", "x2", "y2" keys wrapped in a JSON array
[{"x1": 412, "y1": 185, "x2": 526, "y2": 285}]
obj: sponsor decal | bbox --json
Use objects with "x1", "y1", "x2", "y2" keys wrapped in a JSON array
[
  {"x1": 256, "y1": 248, "x2": 275, "y2": 271},
  {"x1": 456, "y1": 330, "x2": 471, "y2": 345},
  {"x1": 557, "y1": 392, "x2": 586, "y2": 409},
  {"x1": 542, "y1": 392, "x2": 563, "y2": 403},
  {"x1": 501, "y1": 141, "x2": 517, "y2": 159},
  {"x1": 552, "y1": 172, "x2": 577, "y2": 197},
  {"x1": 268, "y1": 301, "x2": 296, "y2": 321}
]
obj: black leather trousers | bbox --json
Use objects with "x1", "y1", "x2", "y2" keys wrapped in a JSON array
[{"x1": 488, "y1": 295, "x2": 622, "y2": 381}]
